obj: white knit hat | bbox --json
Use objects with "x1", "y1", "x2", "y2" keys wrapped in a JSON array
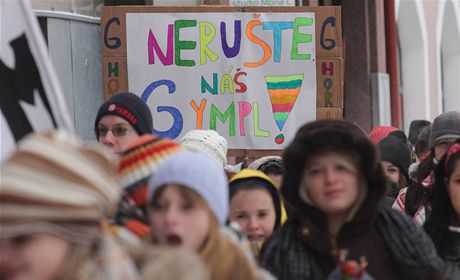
[{"x1": 179, "y1": 129, "x2": 228, "y2": 167}]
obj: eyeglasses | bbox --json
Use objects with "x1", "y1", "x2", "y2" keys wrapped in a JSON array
[{"x1": 96, "y1": 126, "x2": 131, "y2": 137}]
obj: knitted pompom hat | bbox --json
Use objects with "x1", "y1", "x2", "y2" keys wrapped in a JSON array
[
  {"x1": 368, "y1": 125, "x2": 398, "y2": 144},
  {"x1": 119, "y1": 134, "x2": 183, "y2": 190},
  {"x1": 94, "y1": 92, "x2": 153, "y2": 140},
  {"x1": 148, "y1": 150, "x2": 229, "y2": 224},
  {"x1": 429, "y1": 111, "x2": 460, "y2": 149},
  {"x1": 179, "y1": 129, "x2": 228, "y2": 167}
]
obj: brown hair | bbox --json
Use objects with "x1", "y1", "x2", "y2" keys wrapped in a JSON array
[
  {"x1": 398, "y1": 172, "x2": 408, "y2": 188},
  {"x1": 150, "y1": 185, "x2": 259, "y2": 280}
]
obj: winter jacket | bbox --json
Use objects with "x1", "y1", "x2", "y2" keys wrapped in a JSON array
[
  {"x1": 261, "y1": 207, "x2": 460, "y2": 280},
  {"x1": 270, "y1": 120, "x2": 458, "y2": 279},
  {"x1": 392, "y1": 186, "x2": 427, "y2": 226},
  {"x1": 434, "y1": 226, "x2": 460, "y2": 268}
]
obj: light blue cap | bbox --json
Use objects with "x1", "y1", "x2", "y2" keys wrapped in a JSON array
[{"x1": 148, "y1": 150, "x2": 229, "y2": 224}]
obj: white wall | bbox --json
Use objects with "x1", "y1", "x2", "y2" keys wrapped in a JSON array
[
  {"x1": 397, "y1": 0, "x2": 431, "y2": 130},
  {"x1": 438, "y1": 0, "x2": 460, "y2": 112}
]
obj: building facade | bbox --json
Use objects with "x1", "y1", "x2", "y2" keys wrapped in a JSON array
[{"x1": 32, "y1": 0, "x2": 460, "y2": 137}]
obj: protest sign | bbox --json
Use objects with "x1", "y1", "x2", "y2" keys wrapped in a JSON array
[{"x1": 101, "y1": 6, "x2": 342, "y2": 150}]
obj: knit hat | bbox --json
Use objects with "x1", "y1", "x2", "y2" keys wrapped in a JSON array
[
  {"x1": 248, "y1": 156, "x2": 283, "y2": 174},
  {"x1": 179, "y1": 129, "x2": 228, "y2": 167},
  {"x1": 119, "y1": 135, "x2": 183, "y2": 189},
  {"x1": 116, "y1": 135, "x2": 183, "y2": 237},
  {"x1": 229, "y1": 169, "x2": 282, "y2": 230},
  {"x1": 148, "y1": 150, "x2": 229, "y2": 224},
  {"x1": 378, "y1": 134, "x2": 411, "y2": 181},
  {"x1": 0, "y1": 130, "x2": 120, "y2": 243},
  {"x1": 368, "y1": 125, "x2": 398, "y2": 144},
  {"x1": 94, "y1": 92, "x2": 153, "y2": 140},
  {"x1": 429, "y1": 111, "x2": 460, "y2": 149}
]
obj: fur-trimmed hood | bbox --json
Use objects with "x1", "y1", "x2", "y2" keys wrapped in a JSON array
[{"x1": 281, "y1": 120, "x2": 387, "y2": 233}]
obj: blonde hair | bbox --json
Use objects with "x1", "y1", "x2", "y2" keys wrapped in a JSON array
[{"x1": 151, "y1": 185, "x2": 259, "y2": 280}]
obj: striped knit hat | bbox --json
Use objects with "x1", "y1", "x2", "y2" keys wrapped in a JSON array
[
  {"x1": 119, "y1": 135, "x2": 182, "y2": 188},
  {"x1": 1, "y1": 130, "x2": 120, "y2": 244},
  {"x1": 116, "y1": 134, "x2": 183, "y2": 237}
]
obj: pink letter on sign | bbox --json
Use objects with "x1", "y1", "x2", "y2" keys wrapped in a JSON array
[
  {"x1": 148, "y1": 24, "x2": 174, "y2": 65},
  {"x1": 322, "y1": 62, "x2": 334, "y2": 75},
  {"x1": 238, "y1": 101, "x2": 252, "y2": 136}
]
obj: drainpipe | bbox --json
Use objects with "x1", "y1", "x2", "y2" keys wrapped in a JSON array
[{"x1": 384, "y1": 0, "x2": 402, "y2": 128}]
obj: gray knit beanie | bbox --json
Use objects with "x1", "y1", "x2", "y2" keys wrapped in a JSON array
[
  {"x1": 148, "y1": 150, "x2": 229, "y2": 224},
  {"x1": 429, "y1": 111, "x2": 460, "y2": 149}
]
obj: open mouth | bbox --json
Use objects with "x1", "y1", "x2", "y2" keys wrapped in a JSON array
[
  {"x1": 166, "y1": 234, "x2": 183, "y2": 246},
  {"x1": 247, "y1": 234, "x2": 265, "y2": 242}
]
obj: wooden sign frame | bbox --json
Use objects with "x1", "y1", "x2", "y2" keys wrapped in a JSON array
[{"x1": 101, "y1": 5, "x2": 343, "y2": 158}]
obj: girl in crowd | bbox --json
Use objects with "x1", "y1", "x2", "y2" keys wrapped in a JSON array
[
  {"x1": 424, "y1": 141, "x2": 460, "y2": 267},
  {"x1": 115, "y1": 134, "x2": 183, "y2": 241},
  {"x1": 377, "y1": 134, "x2": 412, "y2": 203},
  {"x1": 147, "y1": 150, "x2": 270, "y2": 280},
  {"x1": 0, "y1": 131, "x2": 138, "y2": 280},
  {"x1": 409, "y1": 125, "x2": 432, "y2": 179},
  {"x1": 393, "y1": 111, "x2": 460, "y2": 225},
  {"x1": 228, "y1": 169, "x2": 282, "y2": 256},
  {"x1": 260, "y1": 120, "x2": 459, "y2": 280}
]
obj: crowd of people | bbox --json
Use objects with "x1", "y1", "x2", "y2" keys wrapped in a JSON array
[{"x1": 1, "y1": 91, "x2": 459, "y2": 280}]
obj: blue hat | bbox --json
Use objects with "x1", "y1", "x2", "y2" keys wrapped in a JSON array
[{"x1": 148, "y1": 150, "x2": 229, "y2": 224}]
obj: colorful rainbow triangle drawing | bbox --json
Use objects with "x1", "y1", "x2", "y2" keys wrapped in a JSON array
[{"x1": 265, "y1": 74, "x2": 304, "y2": 144}]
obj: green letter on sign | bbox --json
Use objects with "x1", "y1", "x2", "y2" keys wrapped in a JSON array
[
  {"x1": 210, "y1": 103, "x2": 235, "y2": 136},
  {"x1": 175, "y1": 20, "x2": 197, "y2": 67},
  {"x1": 291, "y1": 17, "x2": 313, "y2": 60}
]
